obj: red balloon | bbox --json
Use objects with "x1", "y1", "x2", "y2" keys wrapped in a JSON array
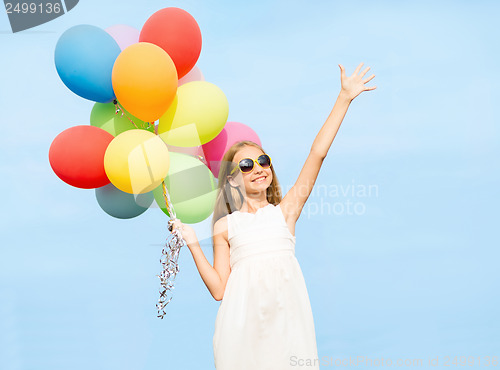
[
  {"x1": 139, "y1": 7, "x2": 202, "y2": 79},
  {"x1": 49, "y1": 125, "x2": 114, "y2": 189}
]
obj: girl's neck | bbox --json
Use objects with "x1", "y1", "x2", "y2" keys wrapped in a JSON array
[{"x1": 239, "y1": 199, "x2": 270, "y2": 214}]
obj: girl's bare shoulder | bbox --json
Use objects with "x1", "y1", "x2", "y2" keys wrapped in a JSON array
[{"x1": 213, "y1": 215, "x2": 229, "y2": 243}]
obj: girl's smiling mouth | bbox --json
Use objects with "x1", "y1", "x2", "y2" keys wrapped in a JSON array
[{"x1": 252, "y1": 176, "x2": 266, "y2": 182}]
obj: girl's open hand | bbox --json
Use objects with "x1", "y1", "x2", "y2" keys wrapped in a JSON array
[
  {"x1": 339, "y1": 62, "x2": 376, "y2": 101},
  {"x1": 170, "y1": 218, "x2": 198, "y2": 246}
]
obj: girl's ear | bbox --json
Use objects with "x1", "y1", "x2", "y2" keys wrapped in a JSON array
[{"x1": 227, "y1": 175, "x2": 238, "y2": 188}]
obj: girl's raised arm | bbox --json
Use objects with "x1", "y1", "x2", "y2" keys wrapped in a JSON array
[{"x1": 280, "y1": 62, "x2": 376, "y2": 223}]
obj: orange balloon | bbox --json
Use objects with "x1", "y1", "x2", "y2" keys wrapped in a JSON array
[{"x1": 112, "y1": 42, "x2": 178, "y2": 122}]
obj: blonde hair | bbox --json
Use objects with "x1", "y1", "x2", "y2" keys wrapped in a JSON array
[{"x1": 211, "y1": 140, "x2": 282, "y2": 234}]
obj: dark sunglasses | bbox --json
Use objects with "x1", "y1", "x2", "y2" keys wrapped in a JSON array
[{"x1": 230, "y1": 154, "x2": 272, "y2": 175}]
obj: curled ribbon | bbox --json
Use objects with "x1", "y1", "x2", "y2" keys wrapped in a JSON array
[{"x1": 156, "y1": 180, "x2": 186, "y2": 319}]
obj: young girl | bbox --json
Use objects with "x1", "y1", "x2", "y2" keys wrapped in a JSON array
[{"x1": 172, "y1": 63, "x2": 376, "y2": 369}]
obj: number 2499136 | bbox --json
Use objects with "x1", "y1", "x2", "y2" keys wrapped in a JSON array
[{"x1": 5, "y1": 2, "x2": 62, "y2": 14}]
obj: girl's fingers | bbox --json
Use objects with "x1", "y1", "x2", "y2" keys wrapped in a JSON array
[
  {"x1": 353, "y1": 62, "x2": 364, "y2": 75},
  {"x1": 360, "y1": 66, "x2": 370, "y2": 78},
  {"x1": 362, "y1": 74, "x2": 375, "y2": 84},
  {"x1": 338, "y1": 64, "x2": 345, "y2": 77},
  {"x1": 169, "y1": 219, "x2": 181, "y2": 232},
  {"x1": 364, "y1": 85, "x2": 377, "y2": 91}
]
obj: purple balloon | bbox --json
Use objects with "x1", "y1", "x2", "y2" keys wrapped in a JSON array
[
  {"x1": 105, "y1": 24, "x2": 140, "y2": 51},
  {"x1": 178, "y1": 66, "x2": 205, "y2": 86}
]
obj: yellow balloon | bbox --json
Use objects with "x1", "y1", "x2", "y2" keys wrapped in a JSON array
[
  {"x1": 158, "y1": 81, "x2": 229, "y2": 147},
  {"x1": 104, "y1": 130, "x2": 170, "y2": 194}
]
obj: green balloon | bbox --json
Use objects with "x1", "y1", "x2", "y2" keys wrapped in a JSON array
[
  {"x1": 90, "y1": 102, "x2": 155, "y2": 136},
  {"x1": 153, "y1": 152, "x2": 217, "y2": 224}
]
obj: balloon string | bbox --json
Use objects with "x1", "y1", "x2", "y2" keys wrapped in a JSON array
[
  {"x1": 161, "y1": 180, "x2": 176, "y2": 219},
  {"x1": 113, "y1": 100, "x2": 153, "y2": 130},
  {"x1": 156, "y1": 180, "x2": 185, "y2": 319}
]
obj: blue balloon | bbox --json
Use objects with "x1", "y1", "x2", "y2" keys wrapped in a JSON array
[
  {"x1": 95, "y1": 183, "x2": 154, "y2": 219},
  {"x1": 55, "y1": 24, "x2": 121, "y2": 103}
]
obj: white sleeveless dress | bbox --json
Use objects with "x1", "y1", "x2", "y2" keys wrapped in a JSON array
[{"x1": 213, "y1": 203, "x2": 319, "y2": 370}]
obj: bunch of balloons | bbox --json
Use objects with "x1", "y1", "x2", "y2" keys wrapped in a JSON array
[{"x1": 49, "y1": 7, "x2": 262, "y2": 224}]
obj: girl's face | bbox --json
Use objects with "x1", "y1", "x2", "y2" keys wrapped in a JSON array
[{"x1": 228, "y1": 146, "x2": 273, "y2": 194}]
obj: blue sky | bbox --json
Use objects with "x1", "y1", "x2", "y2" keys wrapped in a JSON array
[{"x1": 1, "y1": 0, "x2": 499, "y2": 369}]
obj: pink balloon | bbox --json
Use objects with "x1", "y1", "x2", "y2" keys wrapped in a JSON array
[
  {"x1": 178, "y1": 66, "x2": 205, "y2": 86},
  {"x1": 200, "y1": 121, "x2": 261, "y2": 179},
  {"x1": 105, "y1": 24, "x2": 140, "y2": 51}
]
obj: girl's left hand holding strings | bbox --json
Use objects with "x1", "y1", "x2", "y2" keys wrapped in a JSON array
[
  {"x1": 338, "y1": 62, "x2": 377, "y2": 102},
  {"x1": 171, "y1": 218, "x2": 198, "y2": 247}
]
